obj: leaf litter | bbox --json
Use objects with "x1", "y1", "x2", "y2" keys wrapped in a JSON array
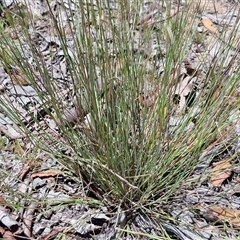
[{"x1": 0, "y1": 0, "x2": 239, "y2": 239}]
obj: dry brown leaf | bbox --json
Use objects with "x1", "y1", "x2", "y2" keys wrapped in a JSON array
[
  {"x1": 0, "y1": 195, "x2": 7, "y2": 204},
  {"x1": 23, "y1": 202, "x2": 38, "y2": 237},
  {"x1": 31, "y1": 169, "x2": 63, "y2": 179},
  {"x1": 211, "y1": 159, "x2": 232, "y2": 187},
  {"x1": 211, "y1": 170, "x2": 231, "y2": 187},
  {"x1": 0, "y1": 226, "x2": 17, "y2": 240},
  {"x1": 139, "y1": 86, "x2": 159, "y2": 107},
  {"x1": 209, "y1": 205, "x2": 240, "y2": 227},
  {"x1": 140, "y1": 70, "x2": 195, "y2": 110},
  {"x1": 0, "y1": 197, "x2": 12, "y2": 213},
  {"x1": 5, "y1": 65, "x2": 29, "y2": 85},
  {"x1": 175, "y1": 75, "x2": 195, "y2": 112},
  {"x1": 138, "y1": 9, "x2": 159, "y2": 27},
  {"x1": 18, "y1": 164, "x2": 31, "y2": 181},
  {"x1": 183, "y1": 59, "x2": 198, "y2": 76},
  {"x1": 212, "y1": 159, "x2": 232, "y2": 168},
  {"x1": 201, "y1": 17, "x2": 218, "y2": 33}
]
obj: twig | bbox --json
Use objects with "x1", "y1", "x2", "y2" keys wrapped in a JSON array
[
  {"x1": 100, "y1": 164, "x2": 140, "y2": 191},
  {"x1": 23, "y1": 202, "x2": 38, "y2": 238}
]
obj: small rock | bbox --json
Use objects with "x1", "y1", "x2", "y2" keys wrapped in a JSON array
[
  {"x1": 33, "y1": 178, "x2": 47, "y2": 189},
  {"x1": 74, "y1": 222, "x2": 101, "y2": 235},
  {"x1": 33, "y1": 223, "x2": 45, "y2": 235},
  {"x1": 197, "y1": 26, "x2": 204, "y2": 33}
]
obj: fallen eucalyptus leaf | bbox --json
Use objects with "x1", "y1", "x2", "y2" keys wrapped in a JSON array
[
  {"x1": 201, "y1": 17, "x2": 218, "y2": 33},
  {"x1": 211, "y1": 159, "x2": 232, "y2": 187},
  {"x1": 208, "y1": 205, "x2": 240, "y2": 227}
]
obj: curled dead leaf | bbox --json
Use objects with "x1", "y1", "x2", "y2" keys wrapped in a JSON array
[
  {"x1": 31, "y1": 169, "x2": 63, "y2": 179},
  {"x1": 23, "y1": 202, "x2": 38, "y2": 237},
  {"x1": 139, "y1": 86, "x2": 159, "y2": 107},
  {"x1": 0, "y1": 207, "x2": 18, "y2": 232},
  {"x1": 18, "y1": 164, "x2": 31, "y2": 181}
]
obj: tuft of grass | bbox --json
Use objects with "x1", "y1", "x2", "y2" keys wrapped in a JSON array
[{"x1": 0, "y1": 0, "x2": 239, "y2": 238}]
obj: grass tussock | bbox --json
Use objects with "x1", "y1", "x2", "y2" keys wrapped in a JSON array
[{"x1": 0, "y1": 0, "x2": 239, "y2": 217}]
